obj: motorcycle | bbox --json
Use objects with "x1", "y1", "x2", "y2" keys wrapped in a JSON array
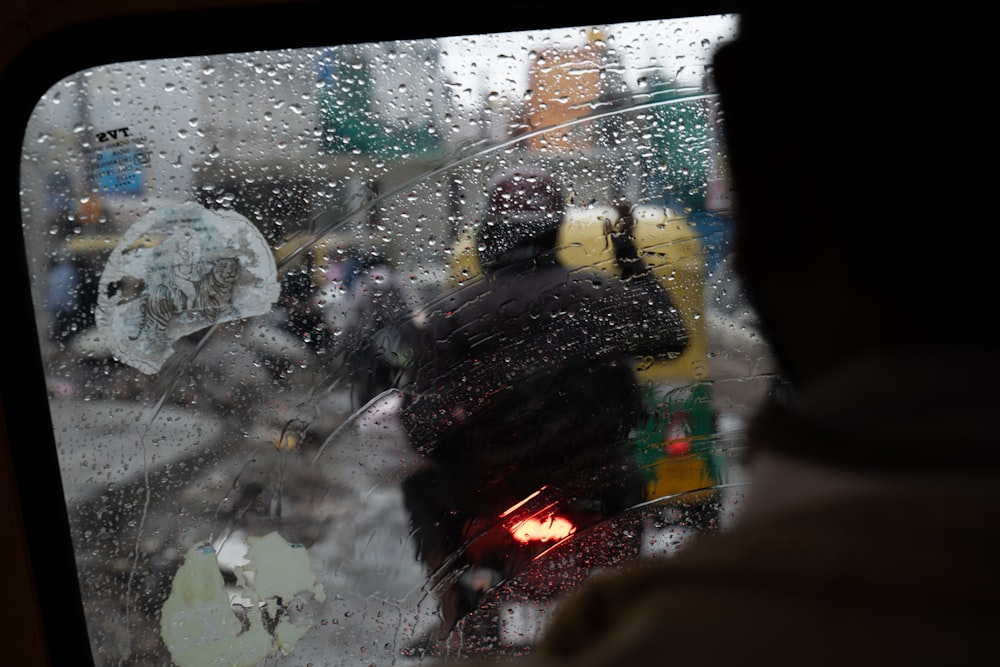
[{"x1": 400, "y1": 447, "x2": 650, "y2": 657}]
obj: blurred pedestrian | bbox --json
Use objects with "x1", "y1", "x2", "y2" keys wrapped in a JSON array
[
  {"x1": 432, "y1": 3, "x2": 997, "y2": 665},
  {"x1": 342, "y1": 250, "x2": 413, "y2": 408}
]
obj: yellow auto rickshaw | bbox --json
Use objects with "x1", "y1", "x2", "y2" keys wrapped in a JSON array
[{"x1": 447, "y1": 203, "x2": 722, "y2": 509}]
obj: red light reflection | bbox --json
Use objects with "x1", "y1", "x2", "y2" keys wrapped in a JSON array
[{"x1": 509, "y1": 515, "x2": 576, "y2": 544}]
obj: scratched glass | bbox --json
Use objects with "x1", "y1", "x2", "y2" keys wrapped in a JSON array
[{"x1": 18, "y1": 13, "x2": 768, "y2": 666}]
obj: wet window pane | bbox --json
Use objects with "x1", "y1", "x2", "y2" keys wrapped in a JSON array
[{"x1": 19, "y1": 13, "x2": 771, "y2": 665}]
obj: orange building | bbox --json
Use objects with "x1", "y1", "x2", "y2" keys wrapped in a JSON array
[{"x1": 525, "y1": 33, "x2": 609, "y2": 153}]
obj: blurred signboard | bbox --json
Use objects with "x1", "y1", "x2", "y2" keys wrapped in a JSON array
[{"x1": 525, "y1": 37, "x2": 608, "y2": 153}]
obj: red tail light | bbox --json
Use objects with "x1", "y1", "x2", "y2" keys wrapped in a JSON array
[
  {"x1": 666, "y1": 439, "x2": 692, "y2": 457},
  {"x1": 509, "y1": 515, "x2": 576, "y2": 544}
]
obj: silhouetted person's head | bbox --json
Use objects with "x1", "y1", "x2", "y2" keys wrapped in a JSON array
[
  {"x1": 713, "y1": 3, "x2": 983, "y2": 386},
  {"x1": 476, "y1": 168, "x2": 565, "y2": 272}
]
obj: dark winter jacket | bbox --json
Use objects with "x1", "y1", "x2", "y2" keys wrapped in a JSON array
[{"x1": 400, "y1": 249, "x2": 689, "y2": 476}]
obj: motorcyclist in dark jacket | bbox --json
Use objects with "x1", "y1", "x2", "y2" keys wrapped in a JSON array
[{"x1": 399, "y1": 168, "x2": 690, "y2": 643}]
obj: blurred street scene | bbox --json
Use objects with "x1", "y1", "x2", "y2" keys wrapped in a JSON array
[{"x1": 18, "y1": 12, "x2": 777, "y2": 666}]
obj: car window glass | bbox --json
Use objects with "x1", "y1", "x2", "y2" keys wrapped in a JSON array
[{"x1": 18, "y1": 13, "x2": 773, "y2": 665}]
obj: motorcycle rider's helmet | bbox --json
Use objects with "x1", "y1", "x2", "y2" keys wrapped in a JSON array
[{"x1": 476, "y1": 168, "x2": 565, "y2": 271}]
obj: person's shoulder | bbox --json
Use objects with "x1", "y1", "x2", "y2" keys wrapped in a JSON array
[{"x1": 532, "y1": 489, "x2": 1000, "y2": 664}]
